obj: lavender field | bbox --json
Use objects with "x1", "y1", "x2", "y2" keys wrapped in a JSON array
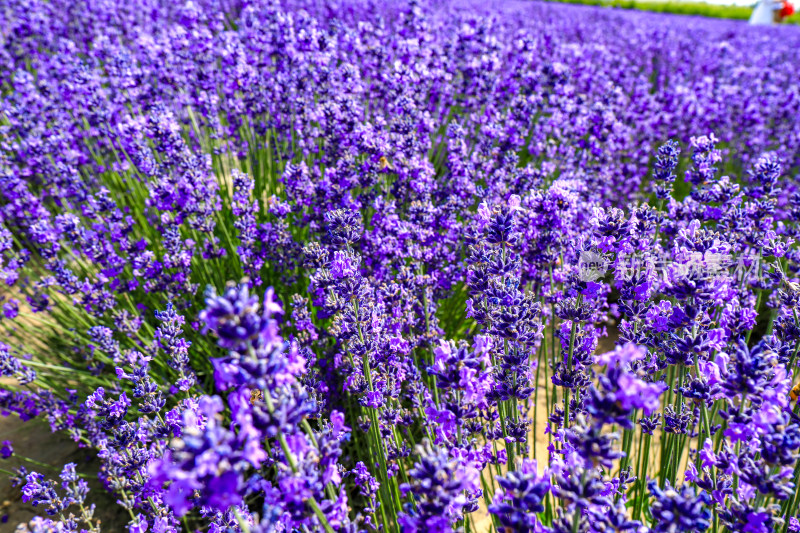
[{"x1": 1, "y1": 0, "x2": 800, "y2": 531}]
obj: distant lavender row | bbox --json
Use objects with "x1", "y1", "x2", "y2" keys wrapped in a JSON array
[{"x1": 0, "y1": 1, "x2": 799, "y2": 532}]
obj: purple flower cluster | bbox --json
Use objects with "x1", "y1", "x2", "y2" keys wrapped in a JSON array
[
  {"x1": 16, "y1": 464, "x2": 98, "y2": 532},
  {"x1": 0, "y1": 0, "x2": 799, "y2": 532}
]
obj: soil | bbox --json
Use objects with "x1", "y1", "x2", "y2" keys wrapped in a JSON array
[{"x1": 0, "y1": 415, "x2": 130, "y2": 532}]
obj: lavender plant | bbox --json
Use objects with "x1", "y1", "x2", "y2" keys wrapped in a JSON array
[{"x1": 1, "y1": 0, "x2": 800, "y2": 532}]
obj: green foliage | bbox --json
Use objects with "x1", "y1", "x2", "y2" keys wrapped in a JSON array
[{"x1": 541, "y1": 0, "x2": 800, "y2": 24}]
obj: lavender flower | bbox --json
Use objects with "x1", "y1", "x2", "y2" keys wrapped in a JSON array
[{"x1": 0, "y1": 1, "x2": 799, "y2": 531}]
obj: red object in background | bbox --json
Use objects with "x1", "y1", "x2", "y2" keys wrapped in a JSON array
[{"x1": 780, "y1": 1, "x2": 795, "y2": 18}]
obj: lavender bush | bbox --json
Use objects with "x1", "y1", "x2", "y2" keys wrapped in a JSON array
[{"x1": 1, "y1": 0, "x2": 799, "y2": 531}]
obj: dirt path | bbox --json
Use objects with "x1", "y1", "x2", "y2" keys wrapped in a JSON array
[{"x1": 0, "y1": 415, "x2": 130, "y2": 531}]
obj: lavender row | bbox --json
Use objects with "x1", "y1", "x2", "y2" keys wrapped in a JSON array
[{"x1": 0, "y1": 0, "x2": 799, "y2": 532}]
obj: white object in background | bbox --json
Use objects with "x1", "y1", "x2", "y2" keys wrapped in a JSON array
[{"x1": 749, "y1": 0, "x2": 779, "y2": 24}]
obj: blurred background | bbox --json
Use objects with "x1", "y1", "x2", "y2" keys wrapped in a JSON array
[{"x1": 543, "y1": 0, "x2": 799, "y2": 24}]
